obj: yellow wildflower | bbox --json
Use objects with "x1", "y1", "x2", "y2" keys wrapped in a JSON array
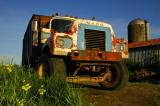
[
  {"x1": 17, "y1": 98, "x2": 25, "y2": 106},
  {"x1": 38, "y1": 85, "x2": 46, "y2": 96},
  {"x1": 23, "y1": 80, "x2": 26, "y2": 83},
  {"x1": 5, "y1": 64, "x2": 15, "y2": 72},
  {"x1": 6, "y1": 67, "x2": 12, "y2": 72},
  {"x1": 38, "y1": 88, "x2": 46, "y2": 96},
  {"x1": 22, "y1": 83, "x2": 31, "y2": 92}
]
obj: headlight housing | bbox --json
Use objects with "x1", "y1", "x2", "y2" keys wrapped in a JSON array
[
  {"x1": 56, "y1": 36, "x2": 72, "y2": 48},
  {"x1": 116, "y1": 43, "x2": 126, "y2": 52}
]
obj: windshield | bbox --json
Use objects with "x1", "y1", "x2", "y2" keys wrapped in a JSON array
[{"x1": 51, "y1": 19, "x2": 74, "y2": 33}]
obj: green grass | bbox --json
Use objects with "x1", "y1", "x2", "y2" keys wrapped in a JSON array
[
  {"x1": 0, "y1": 56, "x2": 15, "y2": 65},
  {"x1": 0, "y1": 63, "x2": 85, "y2": 106}
]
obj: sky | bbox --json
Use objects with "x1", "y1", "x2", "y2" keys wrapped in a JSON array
[{"x1": 0, "y1": 0, "x2": 160, "y2": 64}]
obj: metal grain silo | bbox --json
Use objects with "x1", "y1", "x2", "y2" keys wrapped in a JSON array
[{"x1": 128, "y1": 18, "x2": 149, "y2": 43}]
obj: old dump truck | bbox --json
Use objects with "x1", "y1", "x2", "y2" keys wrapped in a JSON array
[{"x1": 22, "y1": 13, "x2": 129, "y2": 90}]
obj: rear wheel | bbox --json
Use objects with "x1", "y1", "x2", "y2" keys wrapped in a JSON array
[
  {"x1": 37, "y1": 55, "x2": 49, "y2": 79},
  {"x1": 37, "y1": 62, "x2": 47, "y2": 79},
  {"x1": 99, "y1": 62, "x2": 129, "y2": 90}
]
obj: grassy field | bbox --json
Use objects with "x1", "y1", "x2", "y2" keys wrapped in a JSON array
[
  {"x1": 81, "y1": 77, "x2": 160, "y2": 106},
  {"x1": 1, "y1": 57, "x2": 160, "y2": 106},
  {"x1": 0, "y1": 63, "x2": 87, "y2": 106}
]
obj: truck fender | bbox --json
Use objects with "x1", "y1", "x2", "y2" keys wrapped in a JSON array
[{"x1": 41, "y1": 38, "x2": 51, "y2": 54}]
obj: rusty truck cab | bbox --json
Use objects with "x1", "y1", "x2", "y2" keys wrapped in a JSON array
[{"x1": 23, "y1": 14, "x2": 129, "y2": 90}]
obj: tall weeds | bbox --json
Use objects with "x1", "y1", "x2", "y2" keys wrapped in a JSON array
[{"x1": 0, "y1": 62, "x2": 85, "y2": 106}]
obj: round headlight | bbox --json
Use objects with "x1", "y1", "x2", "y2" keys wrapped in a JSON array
[
  {"x1": 56, "y1": 37, "x2": 72, "y2": 48},
  {"x1": 57, "y1": 38, "x2": 65, "y2": 48}
]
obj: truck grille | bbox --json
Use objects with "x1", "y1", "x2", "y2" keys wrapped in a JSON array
[{"x1": 85, "y1": 29, "x2": 105, "y2": 51}]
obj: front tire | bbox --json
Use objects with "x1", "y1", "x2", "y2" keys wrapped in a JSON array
[
  {"x1": 99, "y1": 62, "x2": 129, "y2": 90},
  {"x1": 37, "y1": 55, "x2": 66, "y2": 78},
  {"x1": 48, "y1": 58, "x2": 66, "y2": 77}
]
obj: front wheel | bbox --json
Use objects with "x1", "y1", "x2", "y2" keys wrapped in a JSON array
[
  {"x1": 37, "y1": 55, "x2": 66, "y2": 78},
  {"x1": 48, "y1": 58, "x2": 66, "y2": 77},
  {"x1": 99, "y1": 62, "x2": 129, "y2": 90}
]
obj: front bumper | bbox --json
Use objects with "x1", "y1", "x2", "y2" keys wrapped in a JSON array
[{"x1": 71, "y1": 49, "x2": 122, "y2": 62}]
